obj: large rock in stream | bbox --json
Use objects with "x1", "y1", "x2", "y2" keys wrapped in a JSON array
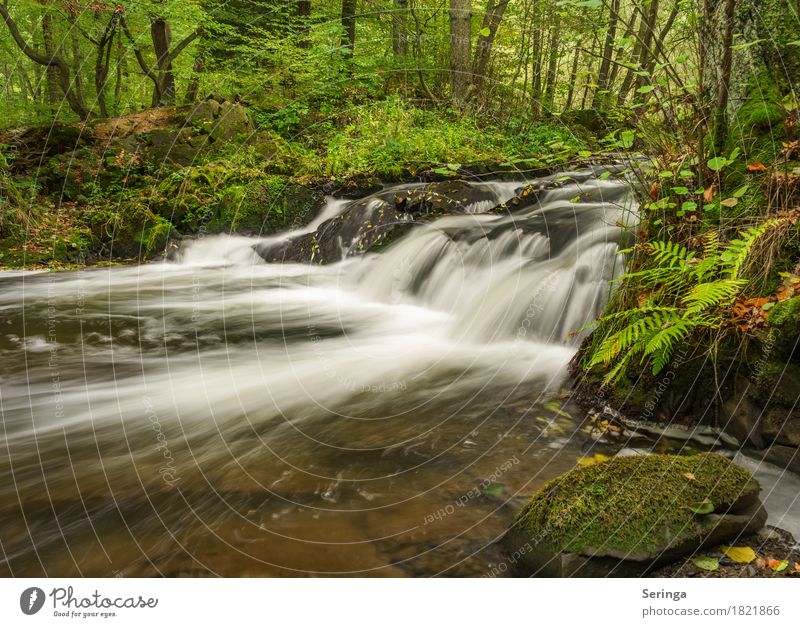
[
  {"x1": 505, "y1": 453, "x2": 766, "y2": 577},
  {"x1": 254, "y1": 180, "x2": 528, "y2": 264}
]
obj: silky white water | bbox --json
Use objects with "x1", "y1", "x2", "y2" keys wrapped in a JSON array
[{"x1": 1, "y1": 168, "x2": 794, "y2": 576}]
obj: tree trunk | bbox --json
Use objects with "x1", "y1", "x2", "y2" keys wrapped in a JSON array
[
  {"x1": 592, "y1": 0, "x2": 620, "y2": 109},
  {"x1": 185, "y1": 55, "x2": 203, "y2": 103},
  {"x1": 449, "y1": 0, "x2": 472, "y2": 106},
  {"x1": 297, "y1": 0, "x2": 311, "y2": 49},
  {"x1": 712, "y1": 0, "x2": 736, "y2": 151},
  {"x1": 40, "y1": 12, "x2": 60, "y2": 110},
  {"x1": 151, "y1": 18, "x2": 175, "y2": 105},
  {"x1": 472, "y1": 0, "x2": 509, "y2": 99},
  {"x1": 1, "y1": 4, "x2": 93, "y2": 119},
  {"x1": 541, "y1": 13, "x2": 561, "y2": 114},
  {"x1": 530, "y1": 0, "x2": 543, "y2": 115},
  {"x1": 340, "y1": 0, "x2": 356, "y2": 60},
  {"x1": 392, "y1": 0, "x2": 408, "y2": 57},
  {"x1": 564, "y1": 45, "x2": 581, "y2": 110}
]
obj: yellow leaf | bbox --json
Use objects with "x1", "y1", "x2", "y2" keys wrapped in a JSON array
[
  {"x1": 683, "y1": 472, "x2": 697, "y2": 481},
  {"x1": 577, "y1": 453, "x2": 610, "y2": 467},
  {"x1": 722, "y1": 546, "x2": 756, "y2": 563}
]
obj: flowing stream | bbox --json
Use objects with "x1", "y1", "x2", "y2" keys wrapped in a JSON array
[{"x1": 1, "y1": 167, "x2": 796, "y2": 577}]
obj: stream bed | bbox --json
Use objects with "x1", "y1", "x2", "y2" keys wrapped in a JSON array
[{"x1": 1, "y1": 167, "x2": 797, "y2": 576}]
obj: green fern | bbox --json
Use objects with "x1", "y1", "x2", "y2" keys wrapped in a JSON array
[{"x1": 585, "y1": 217, "x2": 790, "y2": 384}]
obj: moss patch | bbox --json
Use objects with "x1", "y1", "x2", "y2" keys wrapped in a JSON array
[{"x1": 513, "y1": 453, "x2": 759, "y2": 557}]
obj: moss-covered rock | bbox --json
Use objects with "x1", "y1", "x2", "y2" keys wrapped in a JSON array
[
  {"x1": 766, "y1": 296, "x2": 800, "y2": 358},
  {"x1": 506, "y1": 453, "x2": 765, "y2": 577}
]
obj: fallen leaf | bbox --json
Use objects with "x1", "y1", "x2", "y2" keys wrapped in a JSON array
[
  {"x1": 692, "y1": 556, "x2": 720, "y2": 571},
  {"x1": 722, "y1": 546, "x2": 757, "y2": 563},
  {"x1": 649, "y1": 181, "x2": 660, "y2": 200},
  {"x1": 764, "y1": 557, "x2": 788, "y2": 571},
  {"x1": 683, "y1": 472, "x2": 697, "y2": 481},
  {"x1": 747, "y1": 162, "x2": 767, "y2": 172},
  {"x1": 577, "y1": 453, "x2": 610, "y2": 467},
  {"x1": 688, "y1": 499, "x2": 715, "y2": 515},
  {"x1": 703, "y1": 185, "x2": 715, "y2": 203}
]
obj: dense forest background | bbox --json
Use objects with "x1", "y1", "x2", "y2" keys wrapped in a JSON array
[{"x1": 0, "y1": 0, "x2": 795, "y2": 134}]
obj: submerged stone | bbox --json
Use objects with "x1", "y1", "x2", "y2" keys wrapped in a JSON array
[{"x1": 506, "y1": 453, "x2": 765, "y2": 577}]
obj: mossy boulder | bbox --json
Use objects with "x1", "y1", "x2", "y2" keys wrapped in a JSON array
[
  {"x1": 506, "y1": 453, "x2": 765, "y2": 577},
  {"x1": 765, "y1": 296, "x2": 800, "y2": 360}
]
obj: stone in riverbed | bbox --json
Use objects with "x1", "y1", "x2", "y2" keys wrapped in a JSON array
[{"x1": 505, "y1": 453, "x2": 765, "y2": 577}]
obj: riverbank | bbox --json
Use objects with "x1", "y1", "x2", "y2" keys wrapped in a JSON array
[{"x1": 0, "y1": 98, "x2": 592, "y2": 270}]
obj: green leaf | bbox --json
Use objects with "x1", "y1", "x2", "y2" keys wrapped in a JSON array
[
  {"x1": 772, "y1": 560, "x2": 789, "y2": 572},
  {"x1": 707, "y1": 157, "x2": 728, "y2": 171},
  {"x1": 637, "y1": 85, "x2": 656, "y2": 94},
  {"x1": 733, "y1": 184, "x2": 749, "y2": 198},
  {"x1": 692, "y1": 556, "x2": 720, "y2": 571},
  {"x1": 671, "y1": 186, "x2": 689, "y2": 195},
  {"x1": 681, "y1": 201, "x2": 698, "y2": 212},
  {"x1": 599, "y1": 171, "x2": 612, "y2": 180},
  {"x1": 688, "y1": 498, "x2": 714, "y2": 515},
  {"x1": 720, "y1": 197, "x2": 739, "y2": 208},
  {"x1": 479, "y1": 27, "x2": 491, "y2": 37},
  {"x1": 573, "y1": 0, "x2": 602, "y2": 7},
  {"x1": 481, "y1": 483, "x2": 504, "y2": 497},
  {"x1": 619, "y1": 130, "x2": 635, "y2": 149}
]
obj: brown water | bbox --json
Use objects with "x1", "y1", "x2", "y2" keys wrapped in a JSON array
[{"x1": 3, "y1": 171, "x2": 793, "y2": 577}]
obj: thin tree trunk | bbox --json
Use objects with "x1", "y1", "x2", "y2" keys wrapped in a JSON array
[
  {"x1": 564, "y1": 45, "x2": 581, "y2": 110},
  {"x1": 113, "y1": 29, "x2": 124, "y2": 110},
  {"x1": 41, "y1": 12, "x2": 60, "y2": 111},
  {"x1": 712, "y1": 0, "x2": 736, "y2": 151},
  {"x1": 297, "y1": 0, "x2": 311, "y2": 49},
  {"x1": 185, "y1": 55, "x2": 203, "y2": 103},
  {"x1": 472, "y1": 0, "x2": 509, "y2": 99},
  {"x1": 151, "y1": 18, "x2": 175, "y2": 105},
  {"x1": 392, "y1": 0, "x2": 408, "y2": 57},
  {"x1": 449, "y1": 0, "x2": 472, "y2": 106},
  {"x1": 592, "y1": 0, "x2": 620, "y2": 109},
  {"x1": 1, "y1": 4, "x2": 93, "y2": 119},
  {"x1": 530, "y1": 0, "x2": 543, "y2": 115},
  {"x1": 340, "y1": 0, "x2": 356, "y2": 60},
  {"x1": 541, "y1": 14, "x2": 561, "y2": 113}
]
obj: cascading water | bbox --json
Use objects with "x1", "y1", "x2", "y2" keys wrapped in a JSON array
[{"x1": 0, "y1": 166, "x2": 795, "y2": 577}]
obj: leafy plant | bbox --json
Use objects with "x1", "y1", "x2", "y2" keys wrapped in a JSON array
[{"x1": 585, "y1": 218, "x2": 791, "y2": 384}]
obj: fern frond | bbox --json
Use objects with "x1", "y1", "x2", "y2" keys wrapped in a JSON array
[
  {"x1": 719, "y1": 218, "x2": 788, "y2": 279},
  {"x1": 647, "y1": 240, "x2": 695, "y2": 269},
  {"x1": 682, "y1": 279, "x2": 745, "y2": 313}
]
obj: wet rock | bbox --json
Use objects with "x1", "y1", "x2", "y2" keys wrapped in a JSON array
[
  {"x1": 255, "y1": 180, "x2": 513, "y2": 264},
  {"x1": 720, "y1": 379, "x2": 764, "y2": 448},
  {"x1": 761, "y1": 444, "x2": 800, "y2": 474},
  {"x1": 506, "y1": 453, "x2": 766, "y2": 577}
]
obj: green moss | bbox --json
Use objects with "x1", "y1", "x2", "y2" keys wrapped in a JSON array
[
  {"x1": 767, "y1": 296, "x2": 800, "y2": 328},
  {"x1": 513, "y1": 453, "x2": 758, "y2": 556},
  {"x1": 725, "y1": 71, "x2": 786, "y2": 168},
  {"x1": 84, "y1": 201, "x2": 172, "y2": 259}
]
